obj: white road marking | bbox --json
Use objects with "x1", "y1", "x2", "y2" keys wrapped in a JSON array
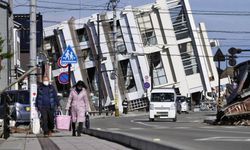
[
  {"x1": 153, "y1": 138, "x2": 161, "y2": 142},
  {"x1": 195, "y1": 137, "x2": 219, "y2": 141},
  {"x1": 155, "y1": 126, "x2": 170, "y2": 129},
  {"x1": 195, "y1": 137, "x2": 250, "y2": 142},
  {"x1": 130, "y1": 127, "x2": 144, "y2": 130},
  {"x1": 106, "y1": 128, "x2": 120, "y2": 131},
  {"x1": 174, "y1": 127, "x2": 191, "y2": 129},
  {"x1": 136, "y1": 121, "x2": 159, "y2": 127}
]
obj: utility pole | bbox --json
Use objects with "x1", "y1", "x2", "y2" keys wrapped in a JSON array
[
  {"x1": 109, "y1": 0, "x2": 119, "y2": 117},
  {"x1": 29, "y1": 0, "x2": 40, "y2": 134},
  {"x1": 97, "y1": 14, "x2": 103, "y2": 115}
]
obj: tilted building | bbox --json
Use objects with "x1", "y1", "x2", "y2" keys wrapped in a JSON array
[{"x1": 43, "y1": 0, "x2": 219, "y2": 112}]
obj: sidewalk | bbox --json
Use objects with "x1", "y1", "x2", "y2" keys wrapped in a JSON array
[
  {"x1": 0, "y1": 111, "x2": 146, "y2": 150},
  {"x1": 0, "y1": 130, "x2": 133, "y2": 150}
]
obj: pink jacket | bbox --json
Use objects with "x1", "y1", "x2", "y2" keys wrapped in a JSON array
[{"x1": 66, "y1": 88, "x2": 90, "y2": 122}]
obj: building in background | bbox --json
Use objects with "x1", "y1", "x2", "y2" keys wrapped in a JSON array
[
  {"x1": 43, "y1": 0, "x2": 224, "y2": 112},
  {"x1": 14, "y1": 13, "x2": 43, "y2": 71}
]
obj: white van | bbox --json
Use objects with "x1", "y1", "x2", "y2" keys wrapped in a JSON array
[{"x1": 149, "y1": 88, "x2": 177, "y2": 122}]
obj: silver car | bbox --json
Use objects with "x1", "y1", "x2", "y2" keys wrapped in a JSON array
[{"x1": 0, "y1": 90, "x2": 30, "y2": 126}]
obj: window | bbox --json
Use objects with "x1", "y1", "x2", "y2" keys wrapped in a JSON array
[
  {"x1": 87, "y1": 67, "x2": 98, "y2": 94},
  {"x1": 76, "y1": 28, "x2": 88, "y2": 43},
  {"x1": 136, "y1": 12, "x2": 157, "y2": 46},
  {"x1": 148, "y1": 52, "x2": 167, "y2": 86},
  {"x1": 44, "y1": 36, "x2": 61, "y2": 70},
  {"x1": 169, "y1": 5, "x2": 190, "y2": 40},
  {"x1": 80, "y1": 48, "x2": 94, "y2": 61},
  {"x1": 120, "y1": 59, "x2": 137, "y2": 93},
  {"x1": 179, "y1": 42, "x2": 199, "y2": 75}
]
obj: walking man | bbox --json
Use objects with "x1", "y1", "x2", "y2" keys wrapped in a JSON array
[{"x1": 36, "y1": 76, "x2": 60, "y2": 137}]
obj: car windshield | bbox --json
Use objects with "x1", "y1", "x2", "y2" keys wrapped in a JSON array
[
  {"x1": 4, "y1": 91, "x2": 30, "y2": 105},
  {"x1": 177, "y1": 96, "x2": 186, "y2": 102},
  {"x1": 151, "y1": 93, "x2": 174, "y2": 102},
  {"x1": 18, "y1": 91, "x2": 30, "y2": 104}
]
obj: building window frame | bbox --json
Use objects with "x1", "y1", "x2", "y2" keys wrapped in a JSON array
[{"x1": 136, "y1": 12, "x2": 157, "y2": 46}]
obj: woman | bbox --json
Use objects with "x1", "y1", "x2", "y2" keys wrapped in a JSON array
[{"x1": 65, "y1": 80, "x2": 90, "y2": 136}]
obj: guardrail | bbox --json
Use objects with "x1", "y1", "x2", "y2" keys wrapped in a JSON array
[{"x1": 89, "y1": 111, "x2": 114, "y2": 116}]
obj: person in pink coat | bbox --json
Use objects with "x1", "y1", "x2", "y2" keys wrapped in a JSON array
[{"x1": 65, "y1": 80, "x2": 90, "y2": 136}]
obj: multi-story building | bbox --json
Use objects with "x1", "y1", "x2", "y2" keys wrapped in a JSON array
[
  {"x1": 43, "y1": 0, "x2": 220, "y2": 112},
  {"x1": 0, "y1": 0, "x2": 22, "y2": 91}
]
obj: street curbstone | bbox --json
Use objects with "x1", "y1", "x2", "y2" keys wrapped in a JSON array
[{"x1": 83, "y1": 128, "x2": 180, "y2": 150}]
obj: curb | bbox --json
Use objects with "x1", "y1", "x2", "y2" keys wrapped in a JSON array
[{"x1": 83, "y1": 128, "x2": 180, "y2": 150}]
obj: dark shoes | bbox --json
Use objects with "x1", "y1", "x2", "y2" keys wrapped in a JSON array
[
  {"x1": 77, "y1": 122, "x2": 83, "y2": 136},
  {"x1": 44, "y1": 131, "x2": 52, "y2": 137},
  {"x1": 72, "y1": 122, "x2": 76, "y2": 136},
  {"x1": 72, "y1": 122, "x2": 83, "y2": 136}
]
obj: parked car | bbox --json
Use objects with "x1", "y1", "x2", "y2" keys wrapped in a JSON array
[
  {"x1": 176, "y1": 95, "x2": 189, "y2": 114},
  {"x1": 0, "y1": 90, "x2": 30, "y2": 126}
]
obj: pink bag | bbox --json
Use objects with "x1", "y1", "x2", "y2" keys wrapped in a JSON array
[{"x1": 56, "y1": 111, "x2": 71, "y2": 130}]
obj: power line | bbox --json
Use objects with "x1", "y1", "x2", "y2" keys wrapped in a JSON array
[
  {"x1": 14, "y1": 4, "x2": 250, "y2": 17},
  {"x1": 42, "y1": 20, "x2": 250, "y2": 35}
]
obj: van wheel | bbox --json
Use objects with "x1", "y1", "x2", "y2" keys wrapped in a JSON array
[
  {"x1": 173, "y1": 117, "x2": 177, "y2": 122},
  {"x1": 149, "y1": 118, "x2": 154, "y2": 122}
]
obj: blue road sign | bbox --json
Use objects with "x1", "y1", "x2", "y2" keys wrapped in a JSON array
[
  {"x1": 58, "y1": 72, "x2": 69, "y2": 84},
  {"x1": 144, "y1": 82, "x2": 150, "y2": 89},
  {"x1": 61, "y1": 45, "x2": 78, "y2": 64}
]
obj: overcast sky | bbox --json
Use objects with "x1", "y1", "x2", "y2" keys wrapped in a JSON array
[{"x1": 13, "y1": 0, "x2": 250, "y2": 67}]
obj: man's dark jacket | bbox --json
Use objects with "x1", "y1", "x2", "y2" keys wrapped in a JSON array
[{"x1": 36, "y1": 84, "x2": 59, "y2": 109}]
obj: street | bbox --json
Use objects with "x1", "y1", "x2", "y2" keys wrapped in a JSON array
[{"x1": 90, "y1": 112, "x2": 250, "y2": 150}]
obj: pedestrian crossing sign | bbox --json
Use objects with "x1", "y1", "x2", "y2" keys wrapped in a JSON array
[{"x1": 61, "y1": 45, "x2": 78, "y2": 64}]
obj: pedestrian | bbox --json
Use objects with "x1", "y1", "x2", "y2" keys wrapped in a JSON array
[
  {"x1": 65, "y1": 80, "x2": 90, "y2": 136},
  {"x1": 122, "y1": 98, "x2": 128, "y2": 114},
  {"x1": 36, "y1": 76, "x2": 60, "y2": 137}
]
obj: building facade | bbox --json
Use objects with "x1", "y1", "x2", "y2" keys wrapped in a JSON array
[
  {"x1": 0, "y1": 0, "x2": 11, "y2": 91},
  {"x1": 43, "y1": 0, "x2": 219, "y2": 112}
]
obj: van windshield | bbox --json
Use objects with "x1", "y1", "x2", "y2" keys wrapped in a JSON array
[{"x1": 151, "y1": 93, "x2": 175, "y2": 102}]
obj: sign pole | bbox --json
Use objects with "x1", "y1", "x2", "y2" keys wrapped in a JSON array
[
  {"x1": 218, "y1": 60, "x2": 221, "y2": 112},
  {"x1": 213, "y1": 48, "x2": 225, "y2": 113},
  {"x1": 68, "y1": 64, "x2": 71, "y2": 88}
]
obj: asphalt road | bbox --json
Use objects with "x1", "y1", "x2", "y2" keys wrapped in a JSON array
[{"x1": 90, "y1": 112, "x2": 250, "y2": 150}]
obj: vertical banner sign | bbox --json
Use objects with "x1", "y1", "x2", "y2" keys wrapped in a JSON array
[{"x1": 30, "y1": 84, "x2": 40, "y2": 134}]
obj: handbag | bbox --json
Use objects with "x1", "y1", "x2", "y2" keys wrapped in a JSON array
[
  {"x1": 85, "y1": 112, "x2": 90, "y2": 129},
  {"x1": 56, "y1": 110, "x2": 71, "y2": 130}
]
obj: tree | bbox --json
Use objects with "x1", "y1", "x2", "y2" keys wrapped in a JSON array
[{"x1": 0, "y1": 35, "x2": 13, "y2": 72}]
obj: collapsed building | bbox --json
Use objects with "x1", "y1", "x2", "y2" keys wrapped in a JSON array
[{"x1": 43, "y1": 0, "x2": 223, "y2": 112}]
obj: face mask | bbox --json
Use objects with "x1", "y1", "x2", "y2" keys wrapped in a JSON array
[
  {"x1": 43, "y1": 81, "x2": 49, "y2": 86},
  {"x1": 76, "y1": 86, "x2": 82, "y2": 90}
]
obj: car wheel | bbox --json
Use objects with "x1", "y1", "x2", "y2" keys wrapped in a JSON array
[{"x1": 149, "y1": 118, "x2": 154, "y2": 122}]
